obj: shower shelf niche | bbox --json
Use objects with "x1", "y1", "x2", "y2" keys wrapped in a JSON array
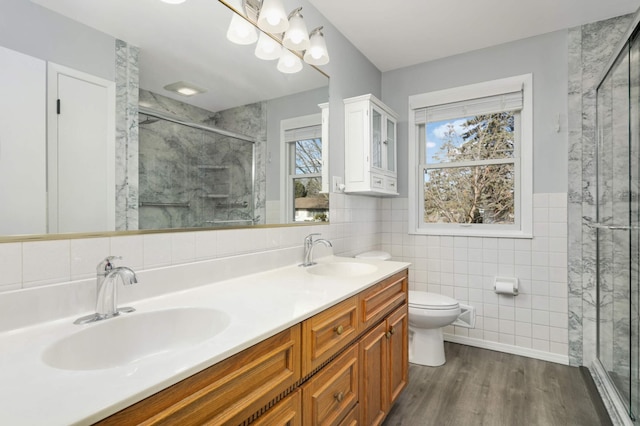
[{"x1": 198, "y1": 165, "x2": 230, "y2": 199}]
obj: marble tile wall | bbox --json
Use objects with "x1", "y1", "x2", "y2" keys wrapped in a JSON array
[
  {"x1": 381, "y1": 194, "x2": 569, "y2": 362},
  {"x1": 114, "y1": 40, "x2": 139, "y2": 231},
  {"x1": 567, "y1": 14, "x2": 634, "y2": 367}
]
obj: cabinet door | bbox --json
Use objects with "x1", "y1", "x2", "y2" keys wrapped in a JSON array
[
  {"x1": 371, "y1": 106, "x2": 383, "y2": 169},
  {"x1": 387, "y1": 304, "x2": 408, "y2": 406},
  {"x1": 385, "y1": 117, "x2": 396, "y2": 173},
  {"x1": 359, "y1": 322, "x2": 388, "y2": 426}
]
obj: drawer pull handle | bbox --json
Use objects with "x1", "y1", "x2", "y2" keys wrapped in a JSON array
[
  {"x1": 334, "y1": 325, "x2": 344, "y2": 335},
  {"x1": 334, "y1": 391, "x2": 345, "y2": 403},
  {"x1": 385, "y1": 331, "x2": 391, "y2": 339}
]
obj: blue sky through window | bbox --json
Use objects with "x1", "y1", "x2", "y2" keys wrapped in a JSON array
[{"x1": 425, "y1": 117, "x2": 474, "y2": 163}]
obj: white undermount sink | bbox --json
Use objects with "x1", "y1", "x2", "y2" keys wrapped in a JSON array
[
  {"x1": 306, "y1": 261, "x2": 378, "y2": 277},
  {"x1": 42, "y1": 307, "x2": 230, "y2": 370}
]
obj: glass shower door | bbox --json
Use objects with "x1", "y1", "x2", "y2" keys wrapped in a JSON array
[{"x1": 597, "y1": 39, "x2": 634, "y2": 417}]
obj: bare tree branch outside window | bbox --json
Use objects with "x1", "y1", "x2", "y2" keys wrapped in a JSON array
[{"x1": 423, "y1": 112, "x2": 515, "y2": 224}]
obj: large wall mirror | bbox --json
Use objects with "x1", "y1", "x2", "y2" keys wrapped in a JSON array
[{"x1": 0, "y1": 0, "x2": 329, "y2": 242}]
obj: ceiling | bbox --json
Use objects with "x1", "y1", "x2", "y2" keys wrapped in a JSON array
[{"x1": 309, "y1": 0, "x2": 640, "y2": 72}]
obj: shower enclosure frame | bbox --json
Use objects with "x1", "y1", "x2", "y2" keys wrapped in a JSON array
[
  {"x1": 593, "y1": 9, "x2": 640, "y2": 425},
  {"x1": 138, "y1": 107, "x2": 258, "y2": 228}
]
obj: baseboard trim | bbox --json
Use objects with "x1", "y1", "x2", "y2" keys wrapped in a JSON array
[
  {"x1": 443, "y1": 333, "x2": 569, "y2": 365},
  {"x1": 590, "y1": 359, "x2": 634, "y2": 426}
]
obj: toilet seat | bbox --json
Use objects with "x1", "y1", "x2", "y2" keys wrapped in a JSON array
[{"x1": 408, "y1": 291, "x2": 459, "y2": 310}]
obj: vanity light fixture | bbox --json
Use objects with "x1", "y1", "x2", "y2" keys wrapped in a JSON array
[
  {"x1": 255, "y1": 32, "x2": 282, "y2": 60},
  {"x1": 256, "y1": 0, "x2": 288, "y2": 33},
  {"x1": 163, "y1": 81, "x2": 207, "y2": 97},
  {"x1": 277, "y1": 48, "x2": 303, "y2": 74},
  {"x1": 223, "y1": 0, "x2": 330, "y2": 73},
  {"x1": 303, "y1": 26, "x2": 329, "y2": 66},
  {"x1": 282, "y1": 8, "x2": 309, "y2": 51},
  {"x1": 227, "y1": 13, "x2": 258, "y2": 44}
]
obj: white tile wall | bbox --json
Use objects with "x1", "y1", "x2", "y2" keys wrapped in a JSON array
[
  {"x1": 0, "y1": 191, "x2": 570, "y2": 363},
  {"x1": 381, "y1": 192, "x2": 569, "y2": 360},
  {"x1": 0, "y1": 193, "x2": 383, "y2": 318}
]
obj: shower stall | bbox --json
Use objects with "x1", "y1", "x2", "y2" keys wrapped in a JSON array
[
  {"x1": 138, "y1": 108, "x2": 256, "y2": 229},
  {"x1": 595, "y1": 17, "x2": 640, "y2": 421}
]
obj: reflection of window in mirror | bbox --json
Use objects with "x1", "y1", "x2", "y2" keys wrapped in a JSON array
[{"x1": 281, "y1": 114, "x2": 329, "y2": 223}]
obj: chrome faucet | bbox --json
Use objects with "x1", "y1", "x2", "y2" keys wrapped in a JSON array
[
  {"x1": 74, "y1": 256, "x2": 138, "y2": 324},
  {"x1": 300, "y1": 233, "x2": 332, "y2": 267}
]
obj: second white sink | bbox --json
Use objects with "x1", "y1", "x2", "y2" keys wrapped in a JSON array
[{"x1": 42, "y1": 307, "x2": 230, "y2": 371}]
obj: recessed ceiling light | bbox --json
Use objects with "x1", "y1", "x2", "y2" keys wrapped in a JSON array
[
  {"x1": 163, "y1": 81, "x2": 207, "y2": 97},
  {"x1": 160, "y1": 0, "x2": 186, "y2": 4}
]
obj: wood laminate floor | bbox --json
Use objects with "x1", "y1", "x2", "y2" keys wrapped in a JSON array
[{"x1": 383, "y1": 343, "x2": 611, "y2": 426}]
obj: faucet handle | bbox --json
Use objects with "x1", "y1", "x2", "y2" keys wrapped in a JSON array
[
  {"x1": 305, "y1": 233, "x2": 321, "y2": 242},
  {"x1": 97, "y1": 256, "x2": 122, "y2": 273}
]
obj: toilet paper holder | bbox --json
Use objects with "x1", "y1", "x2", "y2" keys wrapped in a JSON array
[{"x1": 494, "y1": 276, "x2": 519, "y2": 296}]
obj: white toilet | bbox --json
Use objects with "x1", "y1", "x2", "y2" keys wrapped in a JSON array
[
  {"x1": 355, "y1": 251, "x2": 471, "y2": 367},
  {"x1": 408, "y1": 291, "x2": 461, "y2": 367}
]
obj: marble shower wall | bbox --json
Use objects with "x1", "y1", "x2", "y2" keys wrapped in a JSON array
[
  {"x1": 138, "y1": 90, "x2": 261, "y2": 229},
  {"x1": 567, "y1": 14, "x2": 634, "y2": 367}
]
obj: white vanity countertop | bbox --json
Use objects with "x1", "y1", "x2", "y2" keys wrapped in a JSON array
[{"x1": 0, "y1": 256, "x2": 410, "y2": 425}]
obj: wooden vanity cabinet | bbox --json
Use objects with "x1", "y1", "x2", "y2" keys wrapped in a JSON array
[
  {"x1": 96, "y1": 325, "x2": 301, "y2": 426},
  {"x1": 94, "y1": 270, "x2": 408, "y2": 426}
]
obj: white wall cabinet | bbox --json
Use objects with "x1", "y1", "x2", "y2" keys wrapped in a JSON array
[{"x1": 344, "y1": 94, "x2": 398, "y2": 196}]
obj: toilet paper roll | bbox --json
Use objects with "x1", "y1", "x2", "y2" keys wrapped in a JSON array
[{"x1": 494, "y1": 277, "x2": 519, "y2": 295}]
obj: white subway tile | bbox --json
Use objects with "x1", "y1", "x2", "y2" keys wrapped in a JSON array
[
  {"x1": 499, "y1": 306, "x2": 515, "y2": 320},
  {"x1": 515, "y1": 336, "x2": 532, "y2": 348},
  {"x1": 70, "y1": 238, "x2": 110, "y2": 280},
  {"x1": 171, "y1": 232, "x2": 196, "y2": 264},
  {"x1": 549, "y1": 342, "x2": 568, "y2": 355},
  {"x1": 532, "y1": 339, "x2": 550, "y2": 352},
  {"x1": 484, "y1": 303, "x2": 500, "y2": 318},
  {"x1": 143, "y1": 234, "x2": 172, "y2": 268},
  {"x1": 532, "y1": 310, "x2": 550, "y2": 325},
  {"x1": 484, "y1": 317, "x2": 500, "y2": 332},
  {"x1": 532, "y1": 324, "x2": 550, "y2": 340},
  {"x1": 515, "y1": 308, "x2": 532, "y2": 323},
  {"x1": 0, "y1": 243, "x2": 22, "y2": 287},
  {"x1": 499, "y1": 333, "x2": 515, "y2": 345},
  {"x1": 111, "y1": 235, "x2": 144, "y2": 269},
  {"x1": 548, "y1": 193, "x2": 567, "y2": 208},
  {"x1": 23, "y1": 240, "x2": 71, "y2": 285},
  {"x1": 515, "y1": 321, "x2": 532, "y2": 337},
  {"x1": 533, "y1": 193, "x2": 549, "y2": 207},
  {"x1": 549, "y1": 327, "x2": 568, "y2": 343}
]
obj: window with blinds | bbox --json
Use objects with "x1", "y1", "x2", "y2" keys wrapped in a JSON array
[
  {"x1": 281, "y1": 116, "x2": 328, "y2": 223},
  {"x1": 408, "y1": 74, "x2": 533, "y2": 237}
]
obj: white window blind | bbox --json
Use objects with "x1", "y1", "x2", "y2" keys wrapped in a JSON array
[
  {"x1": 414, "y1": 89, "x2": 523, "y2": 124},
  {"x1": 284, "y1": 124, "x2": 322, "y2": 142}
]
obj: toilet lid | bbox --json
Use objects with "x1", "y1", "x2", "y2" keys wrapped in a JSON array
[{"x1": 408, "y1": 291, "x2": 459, "y2": 310}]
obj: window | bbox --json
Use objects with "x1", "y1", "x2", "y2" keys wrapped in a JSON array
[
  {"x1": 408, "y1": 74, "x2": 532, "y2": 237},
  {"x1": 281, "y1": 114, "x2": 328, "y2": 223}
]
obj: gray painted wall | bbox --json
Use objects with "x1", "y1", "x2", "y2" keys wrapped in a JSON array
[
  {"x1": 0, "y1": 0, "x2": 115, "y2": 81},
  {"x1": 382, "y1": 30, "x2": 569, "y2": 196},
  {"x1": 297, "y1": 0, "x2": 382, "y2": 186}
]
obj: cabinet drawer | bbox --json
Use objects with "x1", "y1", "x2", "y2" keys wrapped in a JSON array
[
  {"x1": 252, "y1": 389, "x2": 301, "y2": 426},
  {"x1": 302, "y1": 345, "x2": 359, "y2": 426},
  {"x1": 97, "y1": 325, "x2": 301, "y2": 426},
  {"x1": 384, "y1": 177, "x2": 397, "y2": 192},
  {"x1": 359, "y1": 270, "x2": 407, "y2": 331},
  {"x1": 338, "y1": 404, "x2": 359, "y2": 426},
  {"x1": 302, "y1": 297, "x2": 359, "y2": 376},
  {"x1": 371, "y1": 174, "x2": 384, "y2": 189}
]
